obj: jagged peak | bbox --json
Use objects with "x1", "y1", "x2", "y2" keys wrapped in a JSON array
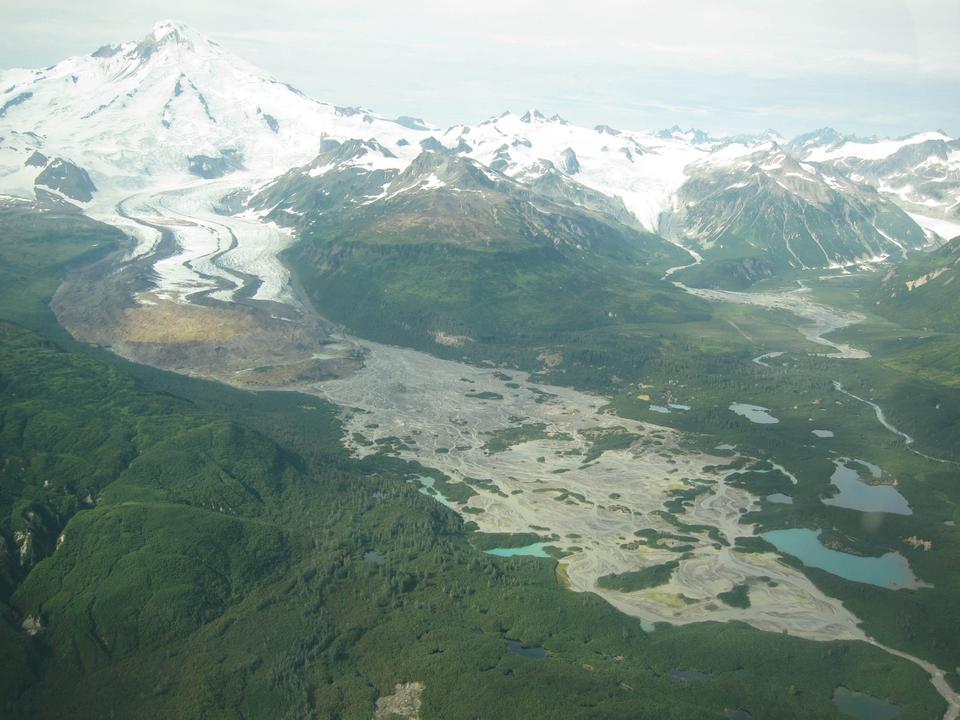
[
  {"x1": 132, "y1": 20, "x2": 221, "y2": 61},
  {"x1": 394, "y1": 149, "x2": 499, "y2": 189},
  {"x1": 595, "y1": 124, "x2": 621, "y2": 136},
  {"x1": 518, "y1": 109, "x2": 567, "y2": 125},
  {"x1": 151, "y1": 20, "x2": 216, "y2": 47},
  {"x1": 656, "y1": 125, "x2": 713, "y2": 144}
]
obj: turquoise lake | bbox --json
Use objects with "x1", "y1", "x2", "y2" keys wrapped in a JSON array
[
  {"x1": 761, "y1": 528, "x2": 921, "y2": 589},
  {"x1": 485, "y1": 542, "x2": 551, "y2": 558}
]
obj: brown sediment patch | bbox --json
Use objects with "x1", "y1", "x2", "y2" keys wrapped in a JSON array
[
  {"x1": 904, "y1": 536, "x2": 933, "y2": 551},
  {"x1": 122, "y1": 295, "x2": 256, "y2": 343},
  {"x1": 232, "y1": 358, "x2": 347, "y2": 387},
  {"x1": 374, "y1": 682, "x2": 423, "y2": 720},
  {"x1": 433, "y1": 330, "x2": 472, "y2": 347},
  {"x1": 538, "y1": 350, "x2": 563, "y2": 369}
]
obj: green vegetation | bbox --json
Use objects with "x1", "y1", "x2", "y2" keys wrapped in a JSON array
[
  {"x1": 581, "y1": 427, "x2": 642, "y2": 463},
  {"x1": 481, "y1": 423, "x2": 571, "y2": 453},
  {"x1": 0, "y1": 198, "x2": 123, "y2": 336},
  {"x1": 597, "y1": 561, "x2": 681, "y2": 592},
  {"x1": 0, "y1": 196, "x2": 955, "y2": 717},
  {"x1": 532, "y1": 487, "x2": 593, "y2": 505},
  {"x1": 654, "y1": 511, "x2": 728, "y2": 547},
  {"x1": 590, "y1": 270, "x2": 960, "y2": 677},
  {"x1": 263, "y1": 150, "x2": 713, "y2": 384},
  {"x1": 864, "y1": 235, "x2": 960, "y2": 333},
  {"x1": 664, "y1": 483, "x2": 712, "y2": 514},
  {"x1": 669, "y1": 167, "x2": 926, "y2": 284},
  {"x1": 290, "y1": 239, "x2": 709, "y2": 378},
  {"x1": 464, "y1": 390, "x2": 503, "y2": 400},
  {"x1": 675, "y1": 256, "x2": 777, "y2": 291},
  {"x1": 632, "y1": 528, "x2": 699, "y2": 549},
  {"x1": 718, "y1": 584, "x2": 752, "y2": 609},
  {"x1": 252, "y1": 139, "x2": 960, "y2": 696},
  {"x1": 735, "y1": 537, "x2": 779, "y2": 554}
]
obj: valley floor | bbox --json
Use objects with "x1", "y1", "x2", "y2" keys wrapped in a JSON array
[{"x1": 7, "y1": 178, "x2": 958, "y2": 718}]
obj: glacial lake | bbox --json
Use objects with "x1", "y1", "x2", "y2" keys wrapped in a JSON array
[
  {"x1": 822, "y1": 463, "x2": 912, "y2": 515},
  {"x1": 485, "y1": 542, "x2": 551, "y2": 558},
  {"x1": 761, "y1": 529, "x2": 921, "y2": 589},
  {"x1": 410, "y1": 476, "x2": 451, "y2": 505},
  {"x1": 729, "y1": 403, "x2": 779, "y2": 424}
]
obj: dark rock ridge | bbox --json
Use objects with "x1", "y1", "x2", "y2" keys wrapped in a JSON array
[{"x1": 34, "y1": 159, "x2": 97, "y2": 202}]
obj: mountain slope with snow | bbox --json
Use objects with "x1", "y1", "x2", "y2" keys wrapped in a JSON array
[
  {"x1": 249, "y1": 139, "x2": 701, "y2": 355},
  {"x1": 0, "y1": 20, "x2": 429, "y2": 202},
  {"x1": 0, "y1": 19, "x2": 951, "y2": 311},
  {"x1": 443, "y1": 110, "x2": 710, "y2": 232},
  {"x1": 866, "y1": 232, "x2": 960, "y2": 333},
  {"x1": 0, "y1": 21, "x2": 440, "y2": 307},
  {"x1": 663, "y1": 142, "x2": 928, "y2": 280},
  {"x1": 790, "y1": 129, "x2": 960, "y2": 240}
]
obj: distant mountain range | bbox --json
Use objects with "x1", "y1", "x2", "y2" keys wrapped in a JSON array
[{"x1": 1, "y1": 20, "x2": 958, "y2": 295}]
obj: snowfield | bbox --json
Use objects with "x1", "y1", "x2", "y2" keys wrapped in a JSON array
[{"x1": 451, "y1": 111, "x2": 709, "y2": 231}]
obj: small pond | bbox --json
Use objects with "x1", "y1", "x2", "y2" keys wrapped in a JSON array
[
  {"x1": 410, "y1": 476, "x2": 451, "y2": 505},
  {"x1": 766, "y1": 493, "x2": 794, "y2": 504},
  {"x1": 506, "y1": 639, "x2": 547, "y2": 660},
  {"x1": 485, "y1": 542, "x2": 551, "y2": 558},
  {"x1": 822, "y1": 462, "x2": 911, "y2": 515},
  {"x1": 729, "y1": 403, "x2": 779, "y2": 424}
]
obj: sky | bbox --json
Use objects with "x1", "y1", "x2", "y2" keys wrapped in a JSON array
[{"x1": 3, "y1": 0, "x2": 958, "y2": 138}]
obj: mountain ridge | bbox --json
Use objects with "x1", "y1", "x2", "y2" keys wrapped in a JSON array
[{"x1": 0, "y1": 18, "x2": 953, "y2": 294}]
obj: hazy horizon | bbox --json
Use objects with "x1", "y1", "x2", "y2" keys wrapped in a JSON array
[{"x1": 3, "y1": 0, "x2": 958, "y2": 138}]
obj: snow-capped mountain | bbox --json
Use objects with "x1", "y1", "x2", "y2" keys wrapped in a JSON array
[
  {"x1": 439, "y1": 110, "x2": 709, "y2": 232},
  {"x1": 790, "y1": 129, "x2": 960, "y2": 240},
  {"x1": 0, "y1": 18, "x2": 951, "y2": 299},
  {"x1": 663, "y1": 141, "x2": 928, "y2": 272},
  {"x1": 0, "y1": 20, "x2": 427, "y2": 201},
  {"x1": 252, "y1": 137, "x2": 683, "y2": 265}
]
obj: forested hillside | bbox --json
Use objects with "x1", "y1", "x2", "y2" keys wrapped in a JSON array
[{"x1": 0, "y1": 195, "x2": 944, "y2": 720}]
